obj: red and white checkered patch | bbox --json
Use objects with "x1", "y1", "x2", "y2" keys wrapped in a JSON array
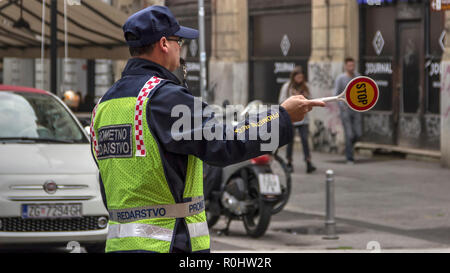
[
  {"x1": 90, "y1": 97, "x2": 103, "y2": 157},
  {"x1": 134, "y1": 76, "x2": 163, "y2": 157}
]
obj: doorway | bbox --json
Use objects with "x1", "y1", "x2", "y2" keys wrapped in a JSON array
[{"x1": 396, "y1": 21, "x2": 424, "y2": 149}]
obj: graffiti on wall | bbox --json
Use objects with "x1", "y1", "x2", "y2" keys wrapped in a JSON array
[
  {"x1": 399, "y1": 115, "x2": 421, "y2": 139},
  {"x1": 325, "y1": 102, "x2": 342, "y2": 133},
  {"x1": 443, "y1": 64, "x2": 450, "y2": 121},
  {"x1": 309, "y1": 63, "x2": 335, "y2": 90},
  {"x1": 445, "y1": 107, "x2": 450, "y2": 120},
  {"x1": 425, "y1": 115, "x2": 441, "y2": 141},
  {"x1": 308, "y1": 62, "x2": 341, "y2": 153},
  {"x1": 363, "y1": 113, "x2": 392, "y2": 138},
  {"x1": 441, "y1": 62, "x2": 450, "y2": 164},
  {"x1": 311, "y1": 95, "x2": 341, "y2": 154},
  {"x1": 312, "y1": 120, "x2": 338, "y2": 153}
]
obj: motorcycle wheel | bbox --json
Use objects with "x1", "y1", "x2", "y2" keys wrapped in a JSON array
[
  {"x1": 243, "y1": 199, "x2": 272, "y2": 238},
  {"x1": 242, "y1": 174, "x2": 273, "y2": 238}
]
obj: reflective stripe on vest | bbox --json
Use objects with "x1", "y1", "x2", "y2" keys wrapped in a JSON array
[
  {"x1": 187, "y1": 222, "x2": 210, "y2": 238},
  {"x1": 108, "y1": 223, "x2": 173, "y2": 242},
  {"x1": 108, "y1": 222, "x2": 209, "y2": 241},
  {"x1": 108, "y1": 196, "x2": 205, "y2": 223}
]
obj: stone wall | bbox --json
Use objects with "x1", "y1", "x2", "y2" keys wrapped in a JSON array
[
  {"x1": 308, "y1": 0, "x2": 359, "y2": 154},
  {"x1": 440, "y1": 10, "x2": 450, "y2": 167},
  {"x1": 209, "y1": 0, "x2": 248, "y2": 106}
]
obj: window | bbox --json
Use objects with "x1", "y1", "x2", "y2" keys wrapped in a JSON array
[{"x1": 0, "y1": 92, "x2": 88, "y2": 143}]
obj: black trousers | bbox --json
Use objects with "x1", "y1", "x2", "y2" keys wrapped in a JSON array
[{"x1": 286, "y1": 124, "x2": 311, "y2": 163}]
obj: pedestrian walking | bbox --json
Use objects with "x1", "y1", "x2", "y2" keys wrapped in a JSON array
[
  {"x1": 90, "y1": 6, "x2": 325, "y2": 253},
  {"x1": 334, "y1": 57, "x2": 362, "y2": 164},
  {"x1": 279, "y1": 66, "x2": 316, "y2": 173}
]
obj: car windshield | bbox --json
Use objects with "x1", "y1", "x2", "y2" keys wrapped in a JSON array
[{"x1": 0, "y1": 91, "x2": 88, "y2": 144}]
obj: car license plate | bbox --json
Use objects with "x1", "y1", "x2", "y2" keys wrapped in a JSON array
[
  {"x1": 21, "y1": 203, "x2": 82, "y2": 219},
  {"x1": 258, "y1": 174, "x2": 282, "y2": 195}
]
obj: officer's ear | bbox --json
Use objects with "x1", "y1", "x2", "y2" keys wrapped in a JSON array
[{"x1": 159, "y1": 37, "x2": 170, "y2": 54}]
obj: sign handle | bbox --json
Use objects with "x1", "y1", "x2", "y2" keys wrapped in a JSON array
[{"x1": 311, "y1": 92, "x2": 345, "y2": 103}]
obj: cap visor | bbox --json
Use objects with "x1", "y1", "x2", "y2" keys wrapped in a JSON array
[{"x1": 174, "y1": 26, "x2": 199, "y2": 39}]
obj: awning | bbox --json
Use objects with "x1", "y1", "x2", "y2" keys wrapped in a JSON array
[{"x1": 0, "y1": 0, "x2": 130, "y2": 60}]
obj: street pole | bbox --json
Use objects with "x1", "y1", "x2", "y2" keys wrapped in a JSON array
[
  {"x1": 50, "y1": 0, "x2": 57, "y2": 95},
  {"x1": 87, "y1": 59, "x2": 96, "y2": 105},
  {"x1": 198, "y1": 0, "x2": 207, "y2": 102},
  {"x1": 323, "y1": 169, "x2": 339, "y2": 240}
]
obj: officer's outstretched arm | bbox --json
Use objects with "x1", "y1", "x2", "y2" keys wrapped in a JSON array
[{"x1": 148, "y1": 84, "x2": 303, "y2": 167}]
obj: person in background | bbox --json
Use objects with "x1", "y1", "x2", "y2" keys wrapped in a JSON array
[
  {"x1": 334, "y1": 57, "x2": 361, "y2": 164},
  {"x1": 279, "y1": 66, "x2": 316, "y2": 174}
]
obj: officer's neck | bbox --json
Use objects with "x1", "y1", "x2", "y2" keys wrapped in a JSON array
[{"x1": 136, "y1": 53, "x2": 173, "y2": 72}]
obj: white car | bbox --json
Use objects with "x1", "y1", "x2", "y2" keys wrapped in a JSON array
[{"x1": 0, "y1": 85, "x2": 108, "y2": 252}]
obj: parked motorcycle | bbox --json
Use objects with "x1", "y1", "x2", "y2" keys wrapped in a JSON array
[{"x1": 204, "y1": 101, "x2": 292, "y2": 238}]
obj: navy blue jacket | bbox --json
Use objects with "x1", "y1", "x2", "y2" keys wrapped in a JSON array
[{"x1": 97, "y1": 57, "x2": 294, "y2": 252}]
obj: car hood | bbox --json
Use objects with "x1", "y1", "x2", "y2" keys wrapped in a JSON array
[{"x1": 0, "y1": 144, "x2": 97, "y2": 174}]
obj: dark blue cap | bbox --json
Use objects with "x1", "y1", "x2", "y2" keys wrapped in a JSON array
[{"x1": 123, "y1": 6, "x2": 199, "y2": 48}]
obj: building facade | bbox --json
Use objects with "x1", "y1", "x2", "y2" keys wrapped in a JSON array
[
  {"x1": 2, "y1": 0, "x2": 449, "y2": 166},
  {"x1": 167, "y1": 0, "x2": 449, "y2": 166},
  {"x1": 359, "y1": 1, "x2": 444, "y2": 152}
]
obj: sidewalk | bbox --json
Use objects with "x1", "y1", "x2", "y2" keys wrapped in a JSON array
[
  {"x1": 210, "y1": 147, "x2": 450, "y2": 252},
  {"x1": 279, "y1": 145, "x2": 450, "y2": 251}
]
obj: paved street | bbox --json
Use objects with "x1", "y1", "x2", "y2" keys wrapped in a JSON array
[
  {"x1": 211, "y1": 146, "x2": 450, "y2": 253},
  {"x1": 3, "y1": 146, "x2": 450, "y2": 253}
]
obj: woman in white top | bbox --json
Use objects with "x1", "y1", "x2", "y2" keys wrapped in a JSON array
[{"x1": 279, "y1": 66, "x2": 316, "y2": 173}]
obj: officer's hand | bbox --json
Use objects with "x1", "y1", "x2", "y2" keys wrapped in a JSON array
[{"x1": 281, "y1": 95, "x2": 326, "y2": 123}]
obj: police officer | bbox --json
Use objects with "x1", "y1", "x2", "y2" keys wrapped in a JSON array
[{"x1": 90, "y1": 5, "x2": 325, "y2": 253}]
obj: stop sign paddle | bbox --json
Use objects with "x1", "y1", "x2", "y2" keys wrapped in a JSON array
[{"x1": 312, "y1": 76, "x2": 379, "y2": 112}]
